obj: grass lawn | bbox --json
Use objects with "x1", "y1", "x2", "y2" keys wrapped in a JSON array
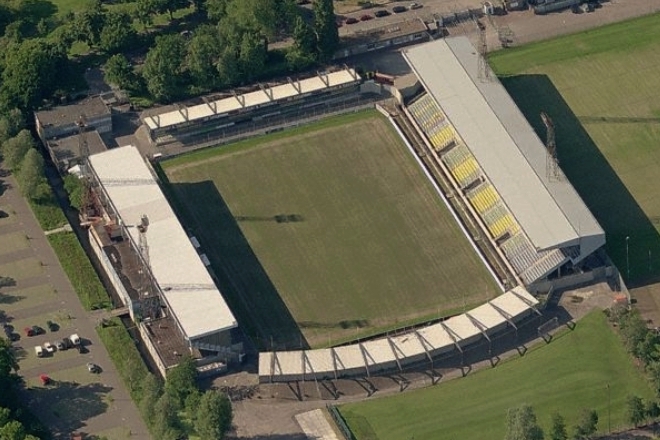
[
  {"x1": 340, "y1": 312, "x2": 654, "y2": 440},
  {"x1": 47, "y1": 231, "x2": 111, "y2": 310},
  {"x1": 29, "y1": 196, "x2": 68, "y2": 231},
  {"x1": 162, "y1": 111, "x2": 499, "y2": 349},
  {"x1": 488, "y1": 12, "x2": 660, "y2": 286}
]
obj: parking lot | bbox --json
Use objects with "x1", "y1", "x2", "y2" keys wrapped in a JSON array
[{"x1": 0, "y1": 170, "x2": 149, "y2": 439}]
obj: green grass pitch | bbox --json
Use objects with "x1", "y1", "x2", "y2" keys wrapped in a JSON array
[
  {"x1": 162, "y1": 111, "x2": 500, "y2": 349},
  {"x1": 488, "y1": 13, "x2": 660, "y2": 287},
  {"x1": 340, "y1": 312, "x2": 654, "y2": 440}
]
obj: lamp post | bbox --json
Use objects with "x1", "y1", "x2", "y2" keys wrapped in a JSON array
[{"x1": 626, "y1": 236, "x2": 630, "y2": 281}]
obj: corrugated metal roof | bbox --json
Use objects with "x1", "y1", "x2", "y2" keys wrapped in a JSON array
[
  {"x1": 88, "y1": 146, "x2": 237, "y2": 340},
  {"x1": 403, "y1": 37, "x2": 604, "y2": 251}
]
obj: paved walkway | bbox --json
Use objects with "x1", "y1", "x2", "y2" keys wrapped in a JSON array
[
  {"x1": 0, "y1": 170, "x2": 150, "y2": 439},
  {"x1": 295, "y1": 410, "x2": 341, "y2": 440}
]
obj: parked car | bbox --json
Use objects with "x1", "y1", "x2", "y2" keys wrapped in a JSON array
[
  {"x1": 345, "y1": 17, "x2": 359, "y2": 24},
  {"x1": 56, "y1": 340, "x2": 65, "y2": 351},
  {"x1": 31, "y1": 325, "x2": 44, "y2": 335},
  {"x1": 409, "y1": 2, "x2": 422, "y2": 9},
  {"x1": 46, "y1": 320, "x2": 58, "y2": 332},
  {"x1": 61, "y1": 338, "x2": 72, "y2": 350},
  {"x1": 69, "y1": 334, "x2": 81, "y2": 346},
  {"x1": 87, "y1": 363, "x2": 101, "y2": 374},
  {"x1": 43, "y1": 342, "x2": 55, "y2": 354},
  {"x1": 392, "y1": 5, "x2": 407, "y2": 13},
  {"x1": 24, "y1": 327, "x2": 34, "y2": 337},
  {"x1": 360, "y1": 14, "x2": 373, "y2": 21},
  {"x1": 374, "y1": 9, "x2": 390, "y2": 17},
  {"x1": 39, "y1": 374, "x2": 51, "y2": 385},
  {"x1": 35, "y1": 346, "x2": 44, "y2": 358}
]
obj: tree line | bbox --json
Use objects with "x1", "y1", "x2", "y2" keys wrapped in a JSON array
[
  {"x1": 0, "y1": 0, "x2": 340, "y2": 117},
  {"x1": 0, "y1": 338, "x2": 47, "y2": 439}
]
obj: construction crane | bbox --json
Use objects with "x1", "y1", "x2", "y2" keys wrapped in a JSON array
[
  {"x1": 540, "y1": 112, "x2": 560, "y2": 181},
  {"x1": 76, "y1": 115, "x2": 96, "y2": 222},
  {"x1": 135, "y1": 214, "x2": 161, "y2": 320}
]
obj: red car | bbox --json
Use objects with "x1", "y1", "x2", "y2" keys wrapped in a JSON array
[{"x1": 360, "y1": 14, "x2": 373, "y2": 21}]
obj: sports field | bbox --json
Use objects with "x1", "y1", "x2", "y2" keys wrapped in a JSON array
[
  {"x1": 488, "y1": 13, "x2": 660, "y2": 287},
  {"x1": 162, "y1": 111, "x2": 499, "y2": 348},
  {"x1": 340, "y1": 312, "x2": 654, "y2": 440}
]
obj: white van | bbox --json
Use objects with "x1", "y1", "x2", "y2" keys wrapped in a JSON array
[{"x1": 35, "y1": 346, "x2": 44, "y2": 358}]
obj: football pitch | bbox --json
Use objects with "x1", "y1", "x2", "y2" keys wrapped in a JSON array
[
  {"x1": 340, "y1": 312, "x2": 654, "y2": 440},
  {"x1": 162, "y1": 111, "x2": 499, "y2": 349},
  {"x1": 488, "y1": 13, "x2": 660, "y2": 287}
]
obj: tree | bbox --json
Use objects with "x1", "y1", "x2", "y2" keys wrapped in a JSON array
[
  {"x1": 16, "y1": 148, "x2": 48, "y2": 200},
  {"x1": 0, "y1": 38, "x2": 68, "y2": 111},
  {"x1": 164, "y1": 355, "x2": 197, "y2": 409},
  {"x1": 627, "y1": 395, "x2": 646, "y2": 428},
  {"x1": 134, "y1": 0, "x2": 167, "y2": 26},
  {"x1": 0, "y1": 407, "x2": 11, "y2": 426},
  {"x1": 238, "y1": 30, "x2": 267, "y2": 81},
  {"x1": 1, "y1": 129, "x2": 33, "y2": 171},
  {"x1": 99, "y1": 11, "x2": 136, "y2": 53},
  {"x1": 194, "y1": 390, "x2": 232, "y2": 440},
  {"x1": 646, "y1": 399, "x2": 660, "y2": 423},
  {"x1": 313, "y1": 0, "x2": 338, "y2": 60},
  {"x1": 0, "y1": 420, "x2": 26, "y2": 440},
  {"x1": 0, "y1": 109, "x2": 25, "y2": 143},
  {"x1": 224, "y1": 0, "x2": 276, "y2": 38},
  {"x1": 73, "y1": 0, "x2": 105, "y2": 46},
  {"x1": 292, "y1": 15, "x2": 317, "y2": 56},
  {"x1": 572, "y1": 409, "x2": 598, "y2": 440},
  {"x1": 216, "y1": 45, "x2": 240, "y2": 87},
  {"x1": 0, "y1": 338, "x2": 19, "y2": 376},
  {"x1": 549, "y1": 413, "x2": 567, "y2": 440},
  {"x1": 104, "y1": 54, "x2": 138, "y2": 91},
  {"x1": 152, "y1": 393, "x2": 184, "y2": 440},
  {"x1": 505, "y1": 404, "x2": 544, "y2": 440},
  {"x1": 142, "y1": 34, "x2": 188, "y2": 102},
  {"x1": 205, "y1": 0, "x2": 228, "y2": 21},
  {"x1": 63, "y1": 174, "x2": 84, "y2": 210},
  {"x1": 619, "y1": 309, "x2": 648, "y2": 357},
  {"x1": 186, "y1": 26, "x2": 222, "y2": 90},
  {"x1": 138, "y1": 373, "x2": 162, "y2": 425}
]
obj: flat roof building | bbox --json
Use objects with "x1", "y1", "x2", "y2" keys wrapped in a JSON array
[{"x1": 88, "y1": 146, "x2": 238, "y2": 344}]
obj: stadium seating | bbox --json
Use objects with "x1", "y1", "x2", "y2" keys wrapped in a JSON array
[
  {"x1": 467, "y1": 184, "x2": 499, "y2": 215},
  {"x1": 407, "y1": 94, "x2": 454, "y2": 150},
  {"x1": 449, "y1": 157, "x2": 481, "y2": 187},
  {"x1": 500, "y1": 232, "x2": 569, "y2": 284},
  {"x1": 442, "y1": 144, "x2": 471, "y2": 169}
]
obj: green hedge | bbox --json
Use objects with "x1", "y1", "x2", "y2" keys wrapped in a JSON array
[
  {"x1": 47, "y1": 231, "x2": 111, "y2": 310},
  {"x1": 96, "y1": 318, "x2": 150, "y2": 402}
]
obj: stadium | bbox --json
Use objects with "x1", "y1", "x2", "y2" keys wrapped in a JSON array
[{"x1": 84, "y1": 36, "x2": 612, "y2": 379}]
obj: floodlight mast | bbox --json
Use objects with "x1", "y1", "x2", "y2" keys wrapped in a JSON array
[{"x1": 540, "y1": 112, "x2": 560, "y2": 181}]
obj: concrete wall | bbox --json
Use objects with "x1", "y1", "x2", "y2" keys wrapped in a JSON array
[
  {"x1": 38, "y1": 113, "x2": 112, "y2": 140},
  {"x1": 138, "y1": 322, "x2": 168, "y2": 378},
  {"x1": 88, "y1": 228, "x2": 136, "y2": 320},
  {"x1": 527, "y1": 266, "x2": 614, "y2": 293}
]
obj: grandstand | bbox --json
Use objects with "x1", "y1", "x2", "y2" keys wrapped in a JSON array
[
  {"x1": 258, "y1": 286, "x2": 539, "y2": 382},
  {"x1": 402, "y1": 37, "x2": 605, "y2": 287},
  {"x1": 142, "y1": 68, "x2": 363, "y2": 146},
  {"x1": 87, "y1": 146, "x2": 242, "y2": 375}
]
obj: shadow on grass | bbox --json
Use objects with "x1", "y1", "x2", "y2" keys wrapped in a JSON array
[
  {"x1": 27, "y1": 380, "x2": 111, "y2": 435},
  {"x1": 167, "y1": 180, "x2": 308, "y2": 350},
  {"x1": 500, "y1": 74, "x2": 660, "y2": 288}
]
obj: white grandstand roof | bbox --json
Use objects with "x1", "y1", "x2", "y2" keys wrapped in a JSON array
[
  {"x1": 88, "y1": 146, "x2": 237, "y2": 340},
  {"x1": 143, "y1": 68, "x2": 361, "y2": 131},
  {"x1": 403, "y1": 37, "x2": 604, "y2": 252},
  {"x1": 259, "y1": 288, "x2": 539, "y2": 380}
]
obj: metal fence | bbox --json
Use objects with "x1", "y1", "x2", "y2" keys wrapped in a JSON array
[{"x1": 327, "y1": 404, "x2": 357, "y2": 440}]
